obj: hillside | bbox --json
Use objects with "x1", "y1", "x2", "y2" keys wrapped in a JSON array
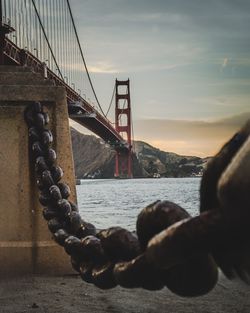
[
  {"x1": 71, "y1": 128, "x2": 144, "y2": 178},
  {"x1": 71, "y1": 128, "x2": 209, "y2": 179},
  {"x1": 133, "y1": 141, "x2": 208, "y2": 177}
]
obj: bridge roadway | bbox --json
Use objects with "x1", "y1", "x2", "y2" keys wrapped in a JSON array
[{"x1": 3, "y1": 38, "x2": 127, "y2": 149}]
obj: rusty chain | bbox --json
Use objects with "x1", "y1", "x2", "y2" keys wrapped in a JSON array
[{"x1": 24, "y1": 102, "x2": 250, "y2": 297}]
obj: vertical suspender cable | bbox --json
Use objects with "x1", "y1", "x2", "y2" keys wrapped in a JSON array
[
  {"x1": 35, "y1": 2, "x2": 39, "y2": 60},
  {"x1": 26, "y1": 0, "x2": 29, "y2": 50},
  {"x1": 45, "y1": 0, "x2": 48, "y2": 62},
  {"x1": 65, "y1": 0, "x2": 105, "y2": 116},
  {"x1": 5, "y1": 0, "x2": 7, "y2": 20},
  {"x1": 49, "y1": 0, "x2": 53, "y2": 67},
  {"x1": 41, "y1": 1, "x2": 44, "y2": 65},
  {"x1": 61, "y1": 1, "x2": 64, "y2": 75},
  {"x1": 3, "y1": 0, "x2": 6, "y2": 22},
  {"x1": 12, "y1": 0, "x2": 14, "y2": 27},
  {"x1": 19, "y1": 1, "x2": 21, "y2": 46},
  {"x1": 19, "y1": 1, "x2": 22, "y2": 47},
  {"x1": 50, "y1": 0, "x2": 54, "y2": 74},
  {"x1": 47, "y1": 0, "x2": 51, "y2": 66},
  {"x1": 45, "y1": 0, "x2": 49, "y2": 64},
  {"x1": 56, "y1": 0, "x2": 59, "y2": 73},
  {"x1": 68, "y1": 4, "x2": 73, "y2": 85},
  {"x1": 25, "y1": 1, "x2": 28, "y2": 49},
  {"x1": 131, "y1": 110, "x2": 135, "y2": 152},
  {"x1": 8, "y1": 0, "x2": 10, "y2": 25},
  {"x1": 65, "y1": 1, "x2": 70, "y2": 83},
  {"x1": 11, "y1": 0, "x2": 13, "y2": 26},
  {"x1": 6, "y1": 0, "x2": 8, "y2": 19},
  {"x1": 29, "y1": 0, "x2": 32, "y2": 51},
  {"x1": 35, "y1": 1, "x2": 37, "y2": 53},
  {"x1": 67, "y1": 2, "x2": 71, "y2": 83},
  {"x1": 0, "y1": 0, "x2": 2, "y2": 31},
  {"x1": 41, "y1": 0, "x2": 46, "y2": 62},
  {"x1": 30, "y1": 0, "x2": 63, "y2": 79},
  {"x1": 62, "y1": 0, "x2": 66, "y2": 79},
  {"x1": 37, "y1": 0, "x2": 42, "y2": 61},
  {"x1": 9, "y1": 1, "x2": 11, "y2": 27},
  {"x1": 48, "y1": 0, "x2": 52, "y2": 66},
  {"x1": 58, "y1": 0, "x2": 62, "y2": 77},
  {"x1": 31, "y1": 0, "x2": 35, "y2": 52},
  {"x1": 52, "y1": 0, "x2": 56, "y2": 73},
  {"x1": 105, "y1": 84, "x2": 115, "y2": 118},
  {"x1": 73, "y1": 24, "x2": 77, "y2": 90},
  {"x1": 16, "y1": 0, "x2": 19, "y2": 45}
]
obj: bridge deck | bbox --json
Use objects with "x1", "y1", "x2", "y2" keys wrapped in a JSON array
[{"x1": 3, "y1": 38, "x2": 125, "y2": 146}]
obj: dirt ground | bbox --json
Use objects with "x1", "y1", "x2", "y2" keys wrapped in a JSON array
[{"x1": 1, "y1": 272, "x2": 250, "y2": 313}]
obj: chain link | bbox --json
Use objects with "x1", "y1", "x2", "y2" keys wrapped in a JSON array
[{"x1": 24, "y1": 102, "x2": 250, "y2": 296}]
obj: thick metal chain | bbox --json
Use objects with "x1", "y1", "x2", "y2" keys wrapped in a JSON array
[{"x1": 24, "y1": 102, "x2": 250, "y2": 297}]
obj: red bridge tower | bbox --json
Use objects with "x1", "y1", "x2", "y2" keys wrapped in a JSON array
[{"x1": 115, "y1": 79, "x2": 133, "y2": 178}]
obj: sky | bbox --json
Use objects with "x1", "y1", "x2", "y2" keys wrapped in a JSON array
[{"x1": 70, "y1": 0, "x2": 250, "y2": 157}]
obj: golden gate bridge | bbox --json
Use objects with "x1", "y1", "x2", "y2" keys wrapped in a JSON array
[{"x1": 0, "y1": 0, "x2": 133, "y2": 178}]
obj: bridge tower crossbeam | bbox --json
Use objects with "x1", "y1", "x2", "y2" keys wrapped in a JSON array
[{"x1": 115, "y1": 79, "x2": 133, "y2": 178}]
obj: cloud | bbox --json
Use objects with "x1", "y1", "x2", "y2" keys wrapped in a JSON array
[
  {"x1": 220, "y1": 57, "x2": 229, "y2": 72},
  {"x1": 134, "y1": 112, "x2": 250, "y2": 156},
  {"x1": 70, "y1": 0, "x2": 250, "y2": 147},
  {"x1": 222, "y1": 58, "x2": 229, "y2": 68},
  {"x1": 88, "y1": 64, "x2": 118, "y2": 74}
]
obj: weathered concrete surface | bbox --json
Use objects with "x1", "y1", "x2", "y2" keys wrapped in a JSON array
[
  {"x1": 0, "y1": 66, "x2": 76, "y2": 276},
  {"x1": 0, "y1": 71, "x2": 55, "y2": 85},
  {"x1": 1, "y1": 273, "x2": 250, "y2": 313},
  {"x1": 0, "y1": 85, "x2": 66, "y2": 102},
  {"x1": 0, "y1": 65, "x2": 33, "y2": 72}
]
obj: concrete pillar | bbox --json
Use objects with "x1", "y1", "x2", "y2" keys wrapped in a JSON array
[{"x1": 0, "y1": 66, "x2": 76, "y2": 276}]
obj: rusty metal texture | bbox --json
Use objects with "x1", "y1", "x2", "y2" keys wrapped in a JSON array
[{"x1": 24, "y1": 102, "x2": 250, "y2": 296}]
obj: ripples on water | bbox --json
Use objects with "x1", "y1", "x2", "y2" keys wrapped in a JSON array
[{"x1": 76, "y1": 178, "x2": 201, "y2": 231}]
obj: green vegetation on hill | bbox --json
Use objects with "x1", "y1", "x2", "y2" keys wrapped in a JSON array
[
  {"x1": 71, "y1": 128, "x2": 209, "y2": 179},
  {"x1": 133, "y1": 141, "x2": 207, "y2": 178}
]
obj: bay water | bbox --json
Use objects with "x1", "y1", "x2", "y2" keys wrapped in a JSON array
[{"x1": 76, "y1": 177, "x2": 201, "y2": 231}]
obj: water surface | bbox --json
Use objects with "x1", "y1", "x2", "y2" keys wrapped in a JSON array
[{"x1": 76, "y1": 177, "x2": 201, "y2": 231}]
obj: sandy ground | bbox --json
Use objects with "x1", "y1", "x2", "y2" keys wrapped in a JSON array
[{"x1": 1, "y1": 273, "x2": 250, "y2": 313}]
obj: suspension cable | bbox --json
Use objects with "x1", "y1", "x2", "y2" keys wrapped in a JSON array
[
  {"x1": 131, "y1": 109, "x2": 135, "y2": 151},
  {"x1": 65, "y1": 0, "x2": 105, "y2": 116},
  {"x1": 30, "y1": 0, "x2": 63, "y2": 80},
  {"x1": 105, "y1": 84, "x2": 115, "y2": 118}
]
